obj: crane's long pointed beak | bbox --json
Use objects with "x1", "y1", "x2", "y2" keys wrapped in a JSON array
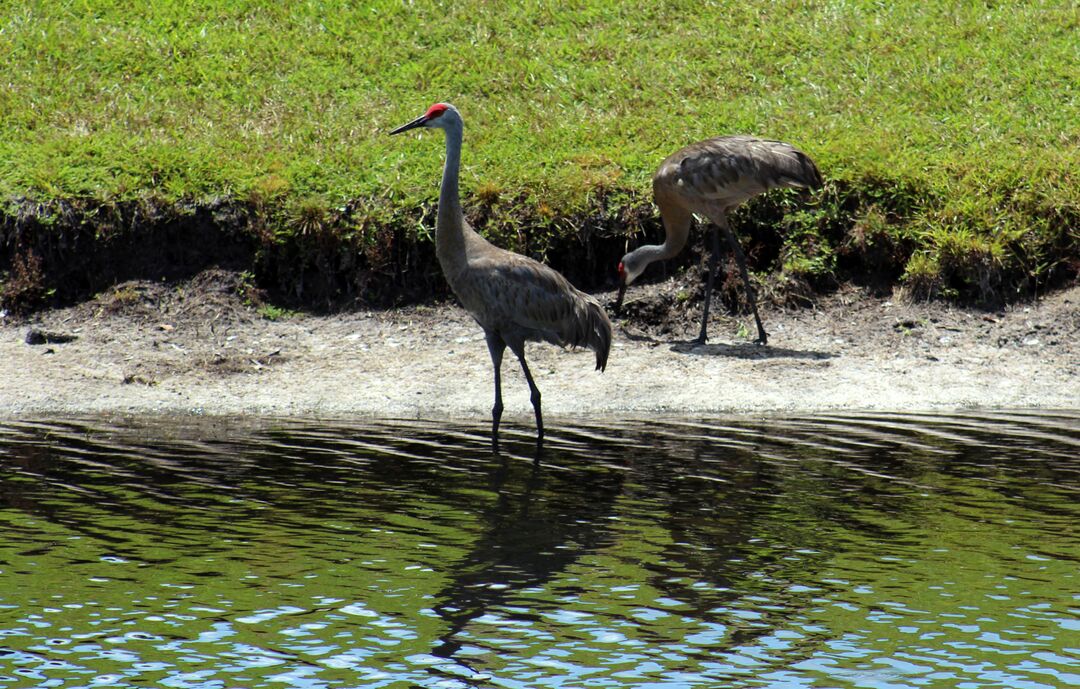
[
  {"x1": 389, "y1": 114, "x2": 427, "y2": 135},
  {"x1": 614, "y1": 282, "x2": 627, "y2": 314}
]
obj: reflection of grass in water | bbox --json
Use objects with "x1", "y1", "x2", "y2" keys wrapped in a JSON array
[
  {"x1": 749, "y1": 415, "x2": 1080, "y2": 684},
  {"x1": 1, "y1": 2, "x2": 1076, "y2": 302},
  {"x1": 803, "y1": 481, "x2": 1077, "y2": 684}
]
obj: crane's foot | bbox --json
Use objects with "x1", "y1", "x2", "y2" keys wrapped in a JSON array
[{"x1": 754, "y1": 331, "x2": 769, "y2": 346}]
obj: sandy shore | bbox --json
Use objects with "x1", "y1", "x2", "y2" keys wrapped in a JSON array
[{"x1": 1, "y1": 272, "x2": 1076, "y2": 421}]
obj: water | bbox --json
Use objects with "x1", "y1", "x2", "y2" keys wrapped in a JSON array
[{"x1": 0, "y1": 412, "x2": 1077, "y2": 689}]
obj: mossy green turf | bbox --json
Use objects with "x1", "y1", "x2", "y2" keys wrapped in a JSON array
[{"x1": 1, "y1": 1, "x2": 1077, "y2": 297}]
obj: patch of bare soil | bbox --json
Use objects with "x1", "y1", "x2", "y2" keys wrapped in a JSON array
[{"x1": 1, "y1": 268, "x2": 1076, "y2": 420}]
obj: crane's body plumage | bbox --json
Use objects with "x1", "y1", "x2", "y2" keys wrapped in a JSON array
[
  {"x1": 618, "y1": 135, "x2": 822, "y2": 344},
  {"x1": 452, "y1": 247, "x2": 611, "y2": 371},
  {"x1": 391, "y1": 103, "x2": 610, "y2": 443}
]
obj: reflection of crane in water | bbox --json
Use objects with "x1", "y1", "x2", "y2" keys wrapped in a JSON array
[
  {"x1": 425, "y1": 452, "x2": 625, "y2": 684},
  {"x1": 390, "y1": 103, "x2": 611, "y2": 445},
  {"x1": 420, "y1": 435, "x2": 821, "y2": 685},
  {"x1": 615, "y1": 136, "x2": 822, "y2": 345}
]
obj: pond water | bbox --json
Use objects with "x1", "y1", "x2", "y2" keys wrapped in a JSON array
[{"x1": 0, "y1": 412, "x2": 1077, "y2": 689}]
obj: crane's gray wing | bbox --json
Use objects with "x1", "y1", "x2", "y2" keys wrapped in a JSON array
[
  {"x1": 654, "y1": 135, "x2": 822, "y2": 208},
  {"x1": 457, "y1": 251, "x2": 609, "y2": 353}
]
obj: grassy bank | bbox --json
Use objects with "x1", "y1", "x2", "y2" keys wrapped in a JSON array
[{"x1": 1, "y1": 1, "x2": 1077, "y2": 311}]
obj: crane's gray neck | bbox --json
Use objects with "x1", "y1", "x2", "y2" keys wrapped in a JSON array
[
  {"x1": 435, "y1": 118, "x2": 470, "y2": 270},
  {"x1": 437, "y1": 119, "x2": 463, "y2": 230},
  {"x1": 629, "y1": 235, "x2": 686, "y2": 270}
]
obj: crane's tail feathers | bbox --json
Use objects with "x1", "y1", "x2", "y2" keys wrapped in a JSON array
[
  {"x1": 782, "y1": 149, "x2": 823, "y2": 190},
  {"x1": 801, "y1": 152, "x2": 824, "y2": 189},
  {"x1": 563, "y1": 295, "x2": 612, "y2": 372},
  {"x1": 585, "y1": 298, "x2": 613, "y2": 372}
]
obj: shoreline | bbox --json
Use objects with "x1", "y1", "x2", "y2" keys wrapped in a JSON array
[{"x1": 2, "y1": 274, "x2": 1076, "y2": 420}]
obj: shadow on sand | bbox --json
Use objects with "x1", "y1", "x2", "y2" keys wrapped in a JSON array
[{"x1": 620, "y1": 328, "x2": 837, "y2": 361}]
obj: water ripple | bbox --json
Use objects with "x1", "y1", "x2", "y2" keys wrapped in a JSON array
[{"x1": 0, "y1": 411, "x2": 1076, "y2": 688}]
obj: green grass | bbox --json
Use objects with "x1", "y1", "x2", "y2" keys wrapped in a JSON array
[{"x1": 1, "y1": 0, "x2": 1077, "y2": 302}]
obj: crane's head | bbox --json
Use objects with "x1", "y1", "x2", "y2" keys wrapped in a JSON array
[
  {"x1": 389, "y1": 102, "x2": 461, "y2": 135},
  {"x1": 613, "y1": 251, "x2": 647, "y2": 313}
]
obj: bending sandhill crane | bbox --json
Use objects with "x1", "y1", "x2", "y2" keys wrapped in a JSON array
[
  {"x1": 615, "y1": 136, "x2": 822, "y2": 345},
  {"x1": 390, "y1": 103, "x2": 612, "y2": 444}
]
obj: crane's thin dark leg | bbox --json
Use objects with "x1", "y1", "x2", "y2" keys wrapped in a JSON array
[
  {"x1": 485, "y1": 333, "x2": 506, "y2": 443},
  {"x1": 508, "y1": 341, "x2": 543, "y2": 444},
  {"x1": 695, "y1": 224, "x2": 722, "y2": 345},
  {"x1": 719, "y1": 218, "x2": 768, "y2": 345}
]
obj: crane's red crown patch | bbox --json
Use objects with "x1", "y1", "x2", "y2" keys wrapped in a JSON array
[{"x1": 426, "y1": 103, "x2": 449, "y2": 119}]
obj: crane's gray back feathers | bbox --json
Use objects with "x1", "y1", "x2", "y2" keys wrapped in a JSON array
[{"x1": 654, "y1": 135, "x2": 822, "y2": 211}]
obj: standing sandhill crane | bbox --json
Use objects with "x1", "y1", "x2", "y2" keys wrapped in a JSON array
[
  {"x1": 615, "y1": 136, "x2": 822, "y2": 345},
  {"x1": 390, "y1": 103, "x2": 612, "y2": 444}
]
